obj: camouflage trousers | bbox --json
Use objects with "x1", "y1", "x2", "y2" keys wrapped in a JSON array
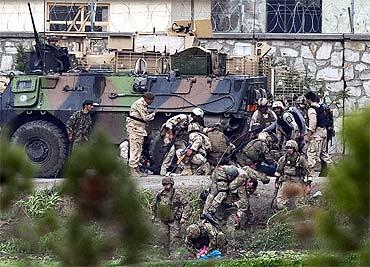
[
  {"x1": 128, "y1": 132, "x2": 144, "y2": 169},
  {"x1": 160, "y1": 137, "x2": 185, "y2": 175},
  {"x1": 176, "y1": 149, "x2": 209, "y2": 175},
  {"x1": 277, "y1": 180, "x2": 306, "y2": 210},
  {"x1": 203, "y1": 189, "x2": 228, "y2": 214},
  {"x1": 307, "y1": 128, "x2": 332, "y2": 173},
  {"x1": 158, "y1": 220, "x2": 182, "y2": 253}
]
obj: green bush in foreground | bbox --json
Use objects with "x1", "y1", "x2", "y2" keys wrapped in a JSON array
[{"x1": 310, "y1": 107, "x2": 370, "y2": 266}]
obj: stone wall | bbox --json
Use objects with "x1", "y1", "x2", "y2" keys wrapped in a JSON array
[{"x1": 201, "y1": 38, "x2": 370, "y2": 113}]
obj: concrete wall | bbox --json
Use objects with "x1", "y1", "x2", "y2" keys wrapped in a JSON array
[
  {"x1": 0, "y1": 0, "x2": 211, "y2": 33},
  {"x1": 1, "y1": 1, "x2": 369, "y2": 34}
]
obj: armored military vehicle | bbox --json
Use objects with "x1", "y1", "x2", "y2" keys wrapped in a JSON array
[{"x1": 0, "y1": 4, "x2": 269, "y2": 178}]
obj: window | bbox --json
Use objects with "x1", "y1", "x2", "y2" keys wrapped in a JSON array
[
  {"x1": 47, "y1": 2, "x2": 109, "y2": 32},
  {"x1": 266, "y1": 0, "x2": 322, "y2": 33}
]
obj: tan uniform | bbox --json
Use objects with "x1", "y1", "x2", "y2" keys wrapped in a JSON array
[
  {"x1": 176, "y1": 128, "x2": 212, "y2": 175},
  {"x1": 160, "y1": 114, "x2": 191, "y2": 175},
  {"x1": 306, "y1": 103, "x2": 332, "y2": 174},
  {"x1": 249, "y1": 109, "x2": 277, "y2": 132},
  {"x1": 185, "y1": 220, "x2": 226, "y2": 256},
  {"x1": 126, "y1": 97, "x2": 155, "y2": 168},
  {"x1": 151, "y1": 187, "x2": 191, "y2": 252},
  {"x1": 275, "y1": 152, "x2": 311, "y2": 209}
]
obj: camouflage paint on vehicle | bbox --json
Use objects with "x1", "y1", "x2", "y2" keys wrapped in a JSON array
[{"x1": 0, "y1": 72, "x2": 267, "y2": 177}]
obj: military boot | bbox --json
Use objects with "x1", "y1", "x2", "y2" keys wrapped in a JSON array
[
  {"x1": 203, "y1": 211, "x2": 219, "y2": 226},
  {"x1": 130, "y1": 167, "x2": 145, "y2": 177},
  {"x1": 181, "y1": 165, "x2": 193, "y2": 176}
]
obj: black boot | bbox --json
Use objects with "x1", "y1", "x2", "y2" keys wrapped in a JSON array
[{"x1": 203, "y1": 211, "x2": 220, "y2": 226}]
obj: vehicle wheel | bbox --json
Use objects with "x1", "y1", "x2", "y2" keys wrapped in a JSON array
[
  {"x1": 11, "y1": 120, "x2": 68, "y2": 178},
  {"x1": 149, "y1": 134, "x2": 167, "y2": 166}
]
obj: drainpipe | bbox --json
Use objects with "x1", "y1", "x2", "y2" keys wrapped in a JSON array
[
  {"x1": 191, "y1": 0, "x2": 194, "y2": 31},
  {"x1": 341, "y1": 34, "x2": 346, "y2": 154}
]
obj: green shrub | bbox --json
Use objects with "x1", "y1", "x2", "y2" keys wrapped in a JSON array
[{"x1": 16, "y1": 190, "x2": 61, "y2": 218}]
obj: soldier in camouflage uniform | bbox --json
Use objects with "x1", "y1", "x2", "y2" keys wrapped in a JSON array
[
  {"x1": 151, "y1": 177, "x2": 191, "y2": 254},
  {"x1": 185, "y1": 220, "x2": 227, "y2": 258},
  {"x1": 236, "y1": 132, "x2": 276, "y2": 176},
  {"x1": 126, "y1": 92, "x2": 156, "y2": 176},
  {"x1": 202, "y1": 165, "x2": 243, "y2": 224},
  {"x1": 274, "y1": 140, "x2": 312, "y2": 210},
  {"x1": 228, "y1": 166, "x2": 270, "y2": 228},
  {"x1": 176, "y1": 121, "x2": 212, "y2": 175},
  {"x1": 66, "y1": 99, "x2": 94, "y2": 146},
  {"x1": 249, "y1": 97, "x2": 277, "y2": 133},
  {"x1": 160, "y1": 107, "x2": 205, "y2": 176}
]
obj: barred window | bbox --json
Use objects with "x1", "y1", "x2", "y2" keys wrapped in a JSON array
[
  {"x1": 47, "y1": 2, "x2": 109, "y2": 32},
  {"x1": 266, "y1": 0, "x2": 322, "y2": 33}
]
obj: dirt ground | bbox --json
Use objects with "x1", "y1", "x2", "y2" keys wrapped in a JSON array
[{"x1": 34, "y1": 174, "x2": 325, "y2": 225}]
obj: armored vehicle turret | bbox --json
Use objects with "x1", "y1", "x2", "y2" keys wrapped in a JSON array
[{"x1": 0, "y1": 4, "x2": 269, "y2": 177}]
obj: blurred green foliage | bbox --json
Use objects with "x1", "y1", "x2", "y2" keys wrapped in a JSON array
[
  {"x1": 57, "y1": 130, "x2": 149, "y2": 265},
  {"x1": 0, "y1": 135, "x2": 33, "y2": 210},
  {"x1": 310, "y1": 107, "x2": 370, "y2": 266},
  {"x1": 16, "y1": 190, "x2": 61, "y2": 218}
]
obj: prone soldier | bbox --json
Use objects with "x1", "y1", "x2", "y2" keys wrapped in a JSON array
[{"x1": 151, "y1": 177, "x2": 191, "y2": 254}]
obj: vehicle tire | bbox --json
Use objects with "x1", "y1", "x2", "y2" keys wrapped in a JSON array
[
  {"x1": 149, "y1": 134, "x2": 167, "y2": 166},
  {"x1": 11, "y1": 120, "x2": 68, "y2": 178}
]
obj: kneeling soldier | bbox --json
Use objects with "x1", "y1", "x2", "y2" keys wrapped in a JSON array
[{"x1": 185, "y1": 220, "x2": 227, "y2": 258}]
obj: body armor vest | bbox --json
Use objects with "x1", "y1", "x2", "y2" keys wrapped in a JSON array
[{"x1": 312, "y1": 105, "x2": 328, "y2": 128}]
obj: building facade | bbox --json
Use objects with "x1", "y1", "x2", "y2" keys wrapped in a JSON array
[{"x1": 0, "y1": 0, "x2": 369, "y2": 134}]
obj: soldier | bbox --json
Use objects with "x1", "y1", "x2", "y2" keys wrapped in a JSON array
[
  {"x1": 274, "y1": 140, "x2": 312, "y2": 209},
  {"x1": 47, "y1": 35, "x2": 59, "y2": 47},
  {"x1": 126, "y1": 92, "x2": 156, "y2": 176},
  {"x1": 272, "y1": 100, "x2": 304, "y2": 149},
  {"x1": 176, "y1": 121, "x2": 212, "y2": 175},
  {"x1": 160, "y1": 107, "x2": 205, "y2": 176},
  {"x1": 66, "y1": 99, "x2": 94, "y2": 146},
  {"x1": 228, "y1": 166, "x2": 270, "y2": 228},
  {"x1": 202, "y1": 165, "x2": 243, "y2": 224},
  {"x1": 304, "y1": 91, "x2": 332, "y2": 177},
  {"x1": 236, "y1": 132, "x2": 276, "y2": 176},
  {"x1": 151, "y1": 177, "x2": 191, "y2": 254},
  {"x1": 249, "y1": 97, "x2": 277, "y2": 133},
  {"x1": 185, "y1": 220, "x2": 227, "y2": 258}
]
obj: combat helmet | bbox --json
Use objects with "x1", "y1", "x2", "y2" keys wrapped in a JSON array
[
  {"x1": 192, "y1": 107, "x2": 204, "y2": 118},
  {"x1": 223, "y1": 165, "x2": 239, "y2": 177},
  {"x1": 162, "y1": 176, "x2": 174, "y2": 186},
  {"x1": 186, "y1": 224, "x2": 200, "y2": 239},
  {"x1": 272, "y1": 100, "x2": 285, "y2": 110},
  {"x1": 258, "y1": 132, "x2": 269, "y2": 141},
  {"x1": 285, "y1": 140, "x2": 298, "y2": 150},
  {"x1": 257, "y1": 97, "x2": 268, "y2": 106}
]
